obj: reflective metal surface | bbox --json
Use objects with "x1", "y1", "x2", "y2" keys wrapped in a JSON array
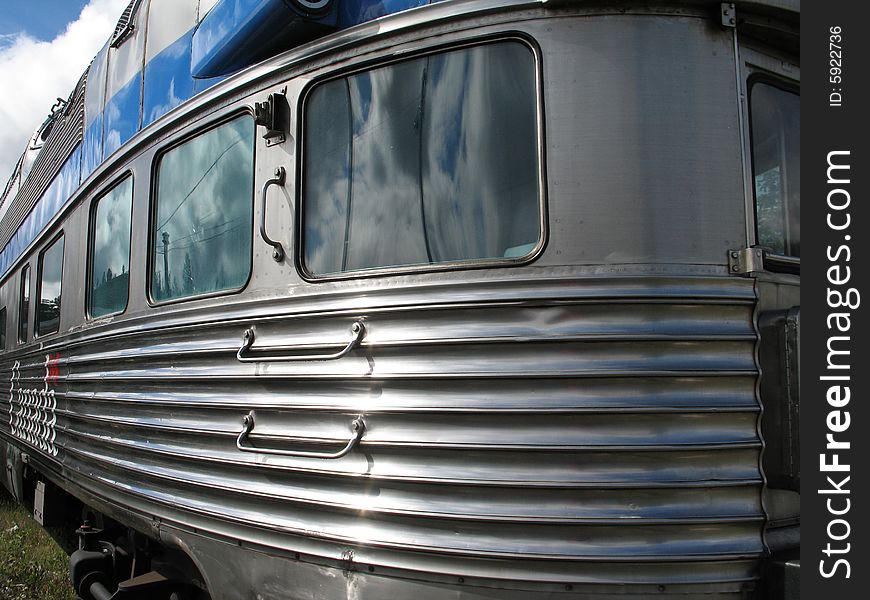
[
  {"x1": 0, "y1": 2, "x2": 801, "y2": 598},
  {"x1": 5, "y1": 272, "x2": 763, "y2": 597}
]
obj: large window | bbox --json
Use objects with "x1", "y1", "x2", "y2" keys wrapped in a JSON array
[
  {"x1": 36, "y1": 234, "x2": 64, "y2": 337},
  {"x1": 150, "y1": 115, "x2": 255, "y2": 302},
  {"x1": 90, "y1": 176, "x2": 133, "y2": 317},
  {"x1": 750, "y1": 81, "x2": 799, "y2": 257},
  {"x1": 0, "y1": 307, "x2": 6, "y2": 350},
  {"x1": 18, "y1": 265, "x2": 29, "y2": 343},
  {"x1": 302, "y1": 41, "x2": 541, "y2": 276}
]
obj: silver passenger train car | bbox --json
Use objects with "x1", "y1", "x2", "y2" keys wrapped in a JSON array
[{"x1": 0, "y1": 0, "x2": 799, "y2": 598}]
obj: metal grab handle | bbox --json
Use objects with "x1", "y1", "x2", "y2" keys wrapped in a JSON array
[
  {"x1": 236, "y1": 411, "x2": 365, "y2": 459},
  {"x1": 237, "y1": 320, "x2": 366, "y2": 363},
  {"x1": 260, "y1": 166, "x2": 286, "y2": 262}
]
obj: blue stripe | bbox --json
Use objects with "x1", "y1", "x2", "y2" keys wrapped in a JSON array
[
  {"x1": 103, "y1": 73, "x2": 143, "y2": 160},
  {"x1": 142, "y1": 29, "x2": 197, "y2": 127},
  {"x1": 0, "y1": 146, "x2": 82, "y2": 278},
  {"x1": 191, "y1": 0, "x2": 339, "y2": 79},
  {"x1": 81, "y1": 118, "x2": 105, "y2": 183},
  {"x1": 339, "y1": 0, "x2": 431, "y2": 27}
]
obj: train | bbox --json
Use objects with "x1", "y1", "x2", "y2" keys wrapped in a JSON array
[{"x1": 0, "y1": 0, "x2": 799, "y2": 598}]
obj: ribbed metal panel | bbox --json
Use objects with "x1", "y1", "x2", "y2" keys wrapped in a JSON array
[
  {"x1": 0, "y1": 67, "x2": 87, "y2": 250},
  {"x1": 0, "y1": 275, "x2": 762, "y2": 595}
]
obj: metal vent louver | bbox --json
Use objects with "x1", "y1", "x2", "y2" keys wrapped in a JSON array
[{"x1": 110, "y1": 0, "x2": 143, "y2": 48}]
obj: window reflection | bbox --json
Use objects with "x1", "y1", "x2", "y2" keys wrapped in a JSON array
[
  {"x1": 37, "y1": 235, "x2": 64, "y2": 337},
  {"x1": 751, "y1": 82, "x2": 799, "y2": 257},
  {"x1": 303, "y1": 42, "x2": 540, "y2": 276},
  {"x1": 18, "y1": 265, "x2": 29, "y2": 343},
  {"x1": 90, "y1": 176, "x2": 133, "y2": 317},
  {"x1": 151, "y1": 116, "x2": 254, "y2": 302}
]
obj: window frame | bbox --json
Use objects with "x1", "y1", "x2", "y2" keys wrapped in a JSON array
[
  {"x1": 747, "y1": 73, "x2": 800, "y2": 267},
  {"x1": 295, "y1": 34, "x2": 548, "y2": 282},
  {"x1": 87, "y1": 172, "x2": 134, "y2": 320},
  {"x1": 17, "y1": 264, "x2": 30, "y2": 344},
  {"x1": 737, "y1": 39, "x2": 800, "y2": 275},
  {"x1": 146, "y1": 110, "x2": 256, "y2": 307},
  {"x1": 34, "y1": 231, "x2": 65, "y2": 339}
]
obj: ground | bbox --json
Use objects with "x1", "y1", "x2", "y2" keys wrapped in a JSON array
[{"x1": 0, "y1": 489, "x2": 75, "y2": 600}]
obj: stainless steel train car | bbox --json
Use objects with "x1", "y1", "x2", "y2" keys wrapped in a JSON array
[{"x1": 0, "y1": 0, "x2": 800, "y2": 598}]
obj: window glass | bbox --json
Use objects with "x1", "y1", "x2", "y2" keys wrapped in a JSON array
[
  {"x1": 90, "y1": 176, "x2": 133, "y2": 317},
  {"x1": 0, "y1": 307, "x2": 6, "y2": 350},
  {"x1": 750, "y1": 82, "x2": 799, "y2": 257},
  {"x1": 18, "y1": 265, "x2": 29, "y2": 342},
  {"x1": 37, "y1": 235, "x2": 64, "y2": 337},
  {"x1": 151, "y1": 116, "x2": 254, "y2": 301},
  {"x1": 303, "y1": 41, "x2": 540, "y2": 276}
]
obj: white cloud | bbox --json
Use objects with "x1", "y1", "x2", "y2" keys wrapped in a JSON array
[{"x1": 0, "y1": 0, "x2": 129, "y2": 186}]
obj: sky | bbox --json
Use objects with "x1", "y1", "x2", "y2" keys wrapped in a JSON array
[{"x1": 0, "y1": 0, "x2": 130, "y2": 184}]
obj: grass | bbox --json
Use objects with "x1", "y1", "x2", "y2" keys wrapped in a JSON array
[{"x1": 0, "y1": 490, "x2": 76, "y2": 600}]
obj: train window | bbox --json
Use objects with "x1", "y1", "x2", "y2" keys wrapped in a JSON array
[
  {"x1": 750, "y1": 82, "x2": 799, "y2": 257},
  {"x1": 36, "y1": 234, "x2": 65, "y2": 337},
  {"x1": 150, "y1": 115, "x2": 255, "y2": 302},
  {"x1": 89, "y1": 176, "x2": 133, "y2": 317},
  {"x1": 0, "y1": 307, "x2": 6, "y2": 350},
  {"x1": 18, "y1": 265, "x2": 29, "y2": 343},
  {"x1": 302, "y1": 41, "x2": 541, "y2": 277}
]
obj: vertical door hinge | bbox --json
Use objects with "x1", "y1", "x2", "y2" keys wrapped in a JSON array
[
  {"x1": 721, "y1": 3, "x2": 737, "y2": 28},
  {"x1": 728, "y1": 247, "x2": 764, "y2": 275}
]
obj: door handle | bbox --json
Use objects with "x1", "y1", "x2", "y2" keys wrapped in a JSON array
[{"x1": 260, "y1": 166, "x2": 286, "y2": 262}]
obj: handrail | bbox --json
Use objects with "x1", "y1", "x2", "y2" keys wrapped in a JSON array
[
  {"x1": 236, "y1": 320, "x2": 366, "y2": 362},
  {"x1": 236, "y1": 411, "x2": 365, "y2": 459}
]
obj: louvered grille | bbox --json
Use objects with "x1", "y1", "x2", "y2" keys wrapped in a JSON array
[
  {"x1": 110, "y1": 0, "x2": 144, "y2": 48},
  {"x1": 0, "y1": 67, "x2": 88, "y2": 251},
  {"x1": 0, "y1": 275, "x2": 765, "y2": 596}
]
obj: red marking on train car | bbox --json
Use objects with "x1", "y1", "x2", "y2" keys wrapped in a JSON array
[{"x1": 46, "y1": 353, "x2": 61, "y2": 383}]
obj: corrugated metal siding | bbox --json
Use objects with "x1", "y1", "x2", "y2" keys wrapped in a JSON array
[
  {"x1": 0, "y1": 69, "x2": 87, "y2": 250},
  {"x1": 0, "y1": 275, "x2": 763, "y2": 595}
]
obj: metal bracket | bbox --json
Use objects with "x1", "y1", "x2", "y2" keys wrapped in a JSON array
[
  {"x1": 728, "y1": 247, "x2": 764, "y2": 276},
  {"x1": 254, "y1": 90, "x2": 290, "y2": 147},
  {"x1": 720, "y1": 3, "x2": 736, "y2": 28}
]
